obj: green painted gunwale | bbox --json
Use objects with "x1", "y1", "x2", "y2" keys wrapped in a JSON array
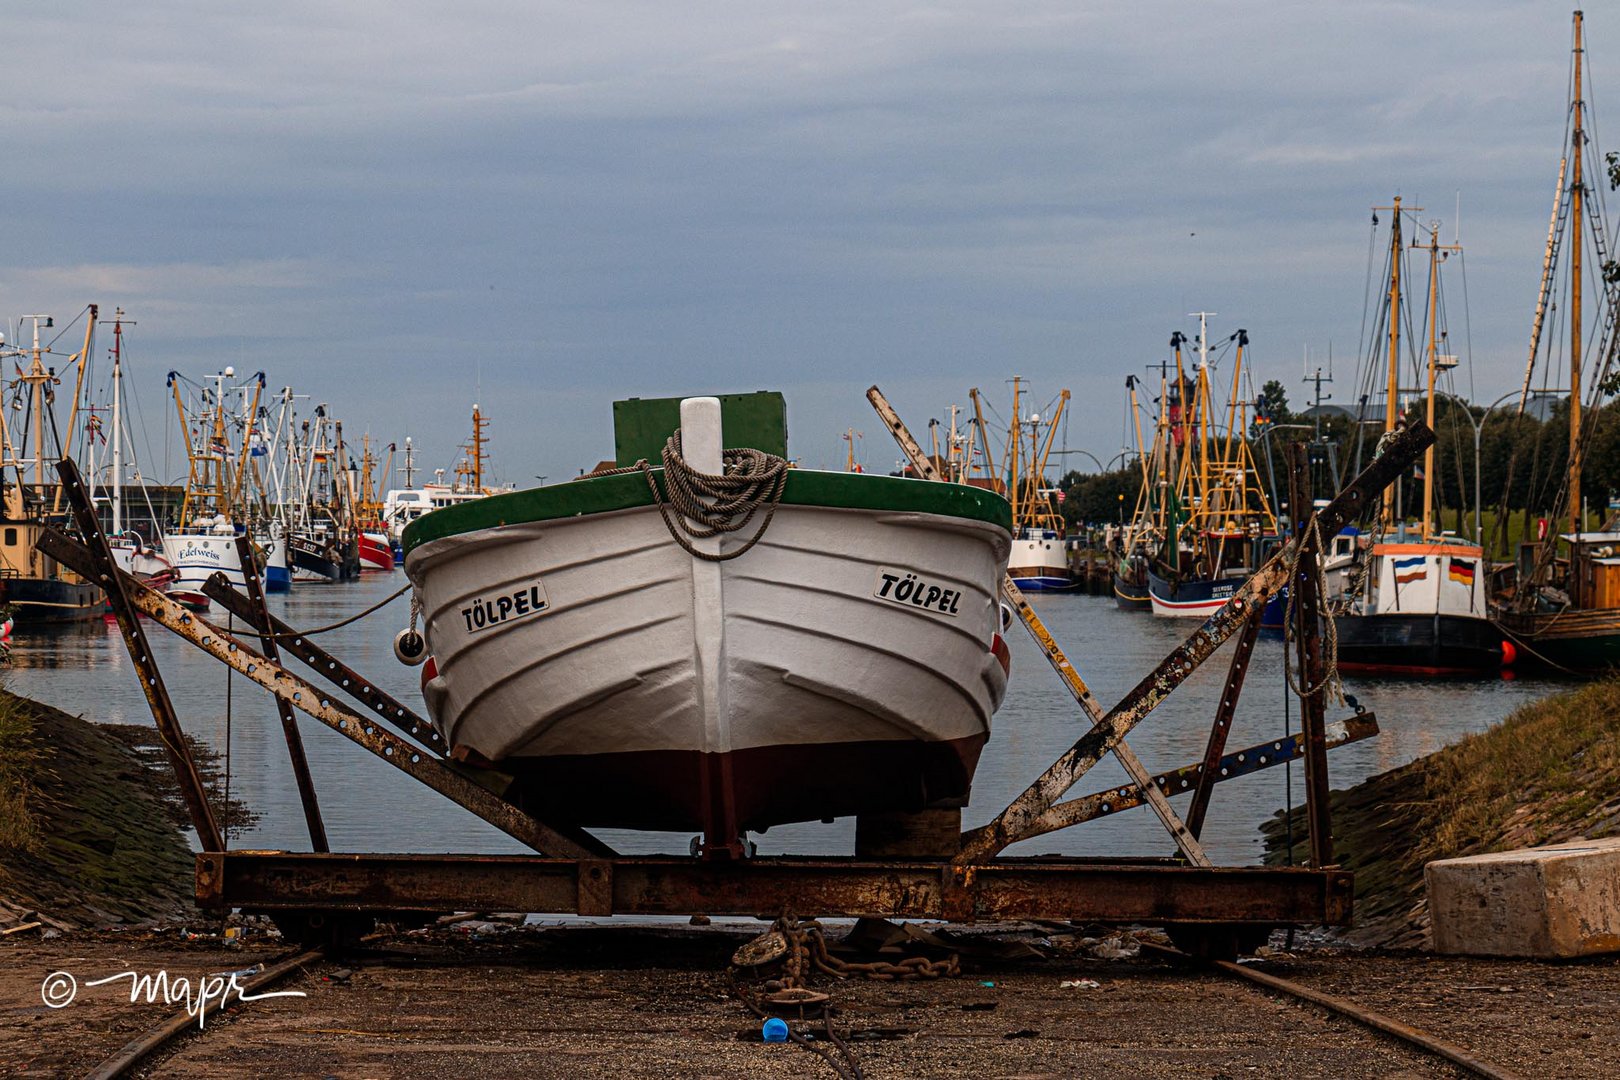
[{"x1": 402, "y1": 469, "x2": 1011, "y2": 555}]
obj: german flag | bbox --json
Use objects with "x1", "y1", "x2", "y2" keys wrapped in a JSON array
[{"x1": 1449, "y1": 558, "x2": 1476, "y2": 586}]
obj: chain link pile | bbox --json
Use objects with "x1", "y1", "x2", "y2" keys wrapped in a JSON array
[{"x1": 766, "y1": 916, "x2": 960, "y2": 986}]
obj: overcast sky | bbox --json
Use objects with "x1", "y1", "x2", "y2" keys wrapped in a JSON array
[{"x1": 0, "y1": 2, "x2": 1606, "y2": 483}]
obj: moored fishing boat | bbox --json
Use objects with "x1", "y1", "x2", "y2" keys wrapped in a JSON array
[
  {"x1": 1113, "y1": 548, "x2": 1151, "y2": 610},
  {"x1": 289, "y1": 526, "x2": 344, "y2": 583},
  {"x1": 160, "y1": 368, "x2": 262, "y2": 609},
  {"x1": 1330, "y1": 198, "x2": 1506, "y2": 674},
  {"x1": 969, "y1": 379, "x2": 1075, "y2": 591},
  {"x1": 1146, "y1": 318, "x2": 1280, "y2": 618},
  {"x1": 1334, "y1": 540, "x2": 1510, "y2": 674},
  {"x1": 401, "y1": 394, "x2": 1012, "y2": 845},
  {"x1": 358, "y1": 529, "x2": 394, "y2": 572},
  {"x1": 0, "y1": 310, "x2": 104, "y2": 622},
  {"x1": 1491, "y1": 13, "x2": 1620, "y2": 674}
]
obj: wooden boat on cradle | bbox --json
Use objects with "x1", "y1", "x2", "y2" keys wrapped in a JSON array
[{"x1": 401, "y1": 393, "x2": 1013, "y2": 844}]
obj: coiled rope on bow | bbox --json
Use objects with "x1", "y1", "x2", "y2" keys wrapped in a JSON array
[{"x1": 635, "y1": 429, "x2": 790, "y2": 561}]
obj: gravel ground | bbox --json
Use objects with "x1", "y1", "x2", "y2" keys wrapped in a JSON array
[{"x1": 4, "y1": 923, "x2": 1612, "y2": 1079}]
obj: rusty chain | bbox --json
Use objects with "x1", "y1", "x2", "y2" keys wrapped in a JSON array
[{"x1": 763, "y1": 915, "x2": 960, "y2": 987}]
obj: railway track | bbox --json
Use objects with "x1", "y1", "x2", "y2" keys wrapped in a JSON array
[
  {"x1": 83, "y1": 929, "x2": 1529, "y2": 1080},
  {"x1": 1142, "y1": 942, "x2": 1524, "y2": 1080}
]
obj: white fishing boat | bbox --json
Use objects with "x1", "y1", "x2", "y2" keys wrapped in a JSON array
[
  {"x1": 401, "y1": 395, "x2": 1013, "y2": 846},
  {"x1": 969, "y1": 379, "x2": 1076, "y2": 591},
  {"x1": 99, "y1": 311, "x2": 175, "y2": 593},
  {"x1": 161, "y1": 368, "x2": 261, "y2": 609}
]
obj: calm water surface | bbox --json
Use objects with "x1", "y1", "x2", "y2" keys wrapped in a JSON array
[{"x1": 8, "y1": 574, "x2": 1567, "y2": 866}]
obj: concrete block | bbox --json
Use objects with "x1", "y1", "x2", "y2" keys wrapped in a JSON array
[{"x1": 1426, "y1": 837, "x2": 1620, "y2": 958}]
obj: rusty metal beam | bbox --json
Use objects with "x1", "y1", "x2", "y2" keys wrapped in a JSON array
[
  {"x1": 38, "y1": 526, "x2": 614, "y2": 861},
  {"x1": 201, "y1": 573, "x2": 445, "y2": 754},
  {"x1": 1286, "y1": 442, "x2": 1334, "y2": 867},
  {"x1": 1186, "y1": 604, "x2": 1264, "y2": 839},
  {"x1": 231, "y1": 536, "x2": 328, "y2": 852},
  {"x1": 866, "y1": 385, "x2": 1212, "y2": 867},
  {"x1": 1030, "y1": 712, "x2": 1378, "y2": 834},
  {"x1": 196, "y1": 851, "x2": 1354, "y2": 926},
  {"x1": 957, "y1": 420, "x2": 1435, "y2": 863},
  {"x1": 52, "y1": 459, "x2": 225, "y2": 852}
]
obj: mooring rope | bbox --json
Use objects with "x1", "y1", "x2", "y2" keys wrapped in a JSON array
[
  {"x1": 1281, "y1": 516, "x2": 1345, "y2": 706},
  {"x1": 262, "y1": 581, "x2": 412, "y2": 639},
  {"x1": 633, "y1": 429, "x2": 790, "y2": 561}
]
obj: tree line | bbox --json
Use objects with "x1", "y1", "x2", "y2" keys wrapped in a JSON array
[{"x1": 1053, "y1": 384, "x2": 1620, "y2": 537}]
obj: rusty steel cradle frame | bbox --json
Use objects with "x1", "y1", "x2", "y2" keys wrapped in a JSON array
[{"x1": 41, "y1": 411, "x2": 1432, "y2": 936}]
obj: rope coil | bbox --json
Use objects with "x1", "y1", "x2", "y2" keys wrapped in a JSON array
[
  {"x1": 635, "y1": 429, "x2": 790, "y2": 562},
  {"x1": 1282, "y1": 516, "x2": 1345, "y2": 706}
]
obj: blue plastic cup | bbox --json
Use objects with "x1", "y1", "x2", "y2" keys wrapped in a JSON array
[{"x1": 762, "y1": 1018, "x2": 789, "y2": 1043}]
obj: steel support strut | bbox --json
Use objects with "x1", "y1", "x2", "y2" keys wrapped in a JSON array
[
  {"x1": 53, "y1": 459, "x2": 225, "y2": 852},
  {"x1": 1053, "y1": 712, "x2": 1377, "y2": 828},
  {"x1": 231, "y1": 536, "x2": 328, "y2": 852},
  {"x1": 38, "y1": 527, "x2": 614, "y2": 861},
  {"x1": 956, "y1": 420, "x2": 1435, "y2": 862},
  {"x1": 201, "y1": 574, "x2": 444, "y2": 753},
  {"x1": 1186, "y1": 603, "x2": 1264, "y2": 839},
  {"x1": 1286, "y1": 442, "x2": 1334, "y2": 866},
  {"x1": 866, "y1": 385, "x2": 1212, "y2": 867}
]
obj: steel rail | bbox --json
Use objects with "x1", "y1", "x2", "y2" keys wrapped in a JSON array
[
  {"x1": 84, "y1": 947, "x2": 327, "y2": 1080},
  {"x1": 1186, "y1": 604, "x2": 1263, "y2": 838},
  {"x1": 1143, "y1": 942, "x2": 1524, "y2": 1080},
  {"x1": 1055, "y1": 712, "x2": 1377, "y2": 827}
]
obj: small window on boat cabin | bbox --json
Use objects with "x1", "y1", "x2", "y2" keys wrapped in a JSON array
[{"x1": 3, "y1": 528, "x2": 14, "y2": 546}]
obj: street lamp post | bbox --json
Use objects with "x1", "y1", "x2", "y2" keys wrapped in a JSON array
[{"x1": 1430, "y1": 390, "x2": 1524, "y2": 547}]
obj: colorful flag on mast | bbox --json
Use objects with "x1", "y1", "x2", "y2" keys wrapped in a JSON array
[
  {"x1": 1393, "y1": 556, "x2": 1428, "y2": 585},
  {"x1": 1449, "y1": 558, "x2": 1476, "y2": 586}
]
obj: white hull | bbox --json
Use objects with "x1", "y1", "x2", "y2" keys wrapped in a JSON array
[
  {"x1": 110, "y1": 541, "x2": 175, "y2": 588},
  {"x1": 161, "y1": 530, "x2": 248, "y2": 605},
  {"x1": 1008, "y1": 532, "x2": 1073, "y2": 591},
  {"x1": 411, "y1": 502, "x2": 1009, "y2": 759}
]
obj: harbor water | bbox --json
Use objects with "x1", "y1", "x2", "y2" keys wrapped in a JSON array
[{"x1": 7, "y1": 573, "x2": 1564, "y2": 865}]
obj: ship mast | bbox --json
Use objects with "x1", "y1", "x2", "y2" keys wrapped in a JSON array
[
  {"x1": 1569, "y1": 8, "x2": 1586, "y2": 538},
  {"x1": 1416, "y1": 222, "x2": 1460, "y2": 539},
  {"x1": 111, "y1": 310, "x2": 126, "y2": 534},
  {"x1": 1008, "y1": 377, "x2": 1023, "y2": 528},
  {"x1": 22, "y1": 315, "x2": 54, "y2": 502},
  {"x1": 1375, "y1": 197, "x2": 1418, "y2": 530}
]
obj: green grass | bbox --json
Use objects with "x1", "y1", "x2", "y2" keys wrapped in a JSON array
[
  {"x1": 0, "y1": 691, "x2": 45, "y2": 854},
  {"x1": 1263, "y1": 679, "x2": 1620, "y2": 945},
  {"x1": 1374, "y1": 507, "x2": 1612, "y2": 557}
]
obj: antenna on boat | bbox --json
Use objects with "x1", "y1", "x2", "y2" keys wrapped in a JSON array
[{"x1": 1188, "y1": 312, "x2": 1216, "y2": 369}]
